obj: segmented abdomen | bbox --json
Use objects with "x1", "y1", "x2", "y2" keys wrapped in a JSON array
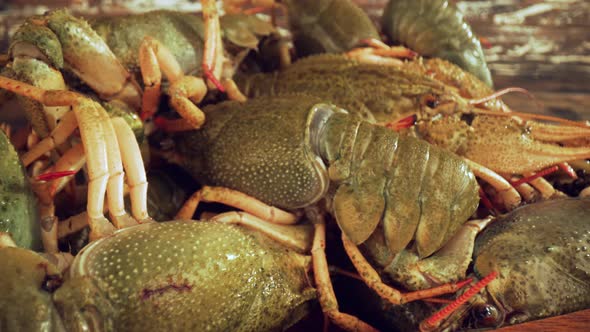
[
  {"x1": 381, "y1": 0, "x2": 493, "y2": 87},
  {"x1": 321, "y1": 112, "x2": 480, "y2": 258},
  {"x1": 283, "y1": 0, "x2": 381, "y2": 57}
]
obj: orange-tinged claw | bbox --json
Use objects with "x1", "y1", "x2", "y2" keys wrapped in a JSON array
[{"x1": 456, "y1": 114, "x2": 590, "y2": 175}]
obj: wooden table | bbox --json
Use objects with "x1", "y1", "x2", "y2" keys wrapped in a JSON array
[
  {"x1": 499, "y1": 308, "x2": 590, "y2": 331},
  {"x1": 359, "y1": 0, "x2": 590, "y2": 121}
]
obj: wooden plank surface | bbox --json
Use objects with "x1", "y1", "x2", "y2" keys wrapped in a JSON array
[
  {"x1": 461, "y1": 0, "x2": 590, "y2": 120},
  {"x1": 360, "y1": 0, "x2": 590, "y2": 120},
  {"x1": 499, "y1": 309, "x2": 590, "y2": 332}
]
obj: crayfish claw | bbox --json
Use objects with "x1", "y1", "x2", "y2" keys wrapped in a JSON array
[{"x1": 461, "y1": 116, "x2": 590, "y2": 175}]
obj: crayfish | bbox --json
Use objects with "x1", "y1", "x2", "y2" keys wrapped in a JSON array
[
  {"x1": 422, "y1": 198, "x2": 590, "y2": 331},
  {"x1": 1, "y1": 3, "x2": 276, "y2": 141},
  {"x1": 0, "y1": 128, "x2": 41, "y2": 250},
  {"x1": 166, "y1": 94, "x2": 490, "y2": 330},
  {"x1": 1, "y1": 1, "x2": 589, "y2": 331},
  {"x1": 237, "y1": 53, "x2": 590, "y2": 210},
  {"x1": 0, "y1": 78, "x2": 316, "y2": 331},
  {"x1": 236, "y1": 0, "x2": 590, "y2": 210}
]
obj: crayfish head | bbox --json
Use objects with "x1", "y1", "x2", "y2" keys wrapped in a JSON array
[
  {"x1": 436, "y1": 291, "x2": 506, "y2": 331},
  {"x1": 415, "y1": 115, "x2": 473, "y2": 156},
  {"x1": 52, "y1": 277, "x2": 115, "y2": 332},
  {"x1": 0, "y1": 247, "x2": 65, "y2": 331},
  {"x1": 396, "y1": 90, "x2": 476, "y2": 154},
  {"x1": 468, "y1": 300, "x2": 505, "y2": 328}
]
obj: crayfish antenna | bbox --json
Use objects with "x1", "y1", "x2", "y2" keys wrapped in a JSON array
[
  {"x1": 469, "y1": 87, "x2": 537, "y2": 109},
  {"x1": 419, "y1": 271, "x2": 498, "y2": 332},
  {"x1": 472, "y1": 108, "x2": 590, "y2": 129},
  {"x1": 35, "y1": 170, "x2": 78, "y2": 182}
]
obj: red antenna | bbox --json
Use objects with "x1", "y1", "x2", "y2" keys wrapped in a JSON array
[
  {"x1": 36, "y1": 170, "x2": 78, "y2": 182},
  {"x1": 420, "y1": 271, "x2": 498, "y2": 331}
]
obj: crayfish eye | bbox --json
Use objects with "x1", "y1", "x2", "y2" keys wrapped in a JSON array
[
  {"x1": 42, "y1": 274, "x2": 63, "y2": 293},
  {"x1": 471, "y1": 303, "x2": 501, "y2": 327},
  {"x1": 422, "y1": 94, "x2": 439, "y2": 109}
]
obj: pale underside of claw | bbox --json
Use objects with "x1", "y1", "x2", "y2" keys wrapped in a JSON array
[{"x1": 463, "y1": 116, "x2": 590, "y2": 175}]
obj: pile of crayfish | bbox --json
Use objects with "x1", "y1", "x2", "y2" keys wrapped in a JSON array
[{"x1": 0, "y1": 0, "x2": 589, "y2": 331}]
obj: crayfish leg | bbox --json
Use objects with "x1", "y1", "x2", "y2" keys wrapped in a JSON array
[
  {"x1": 99, "y1": 113, "x2": 137, "y2": 229},
  {"x1": 311, "y1": 217, "x2": 378, "y2": 332},
  {"x1": 221, "y1": 78, "x2": 247, "y2": 102},
  {"x1": 111, "y1": 117, "x2": 151, "y2": 223},
  {"x1": 32, "y1": 146, "x2": 84, "y2": 254},
  {"x1": 175, "y1": 185, "x2": 298, "y2": 224},
  {"x1": 176, "y1": 186, "x2": 308, "y2": 251},
  {"x1": 513, "y1": 170, "x2": 563, "y2": 200},
  {"x1": 210, "y1": 211, "x2": 312, "y2": 253},
  {"x1": 341, "y1": 233, "x2": 473, "y2": 305},
  {"x1": 21, "y1": 111, "x2": 78, "y2": 167},
  {"x1": 345, "y1": 39, "x2": 416, "y2": 66},
  {"x1": 409, "y1": 217, "x2": 494, "y2": 290},
  {"x1": 138, "y1": 37, "x2": 208, "y2": 130},
  {"x1": 0, "y1": 76, "x2": 153, "y2": 241},
  {"x1": 463, "y1": 159, "x2": 521, "y2": 211},
  {"x1": 201, "y1": 0, "x2": 226, "y2": 92},
  {"x1": 0, "y1": 77, "x2": 112, "y2": 240}
]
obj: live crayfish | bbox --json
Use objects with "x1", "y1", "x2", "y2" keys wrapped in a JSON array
[
  {"x1": 1, "y1": 3, "x2": 276, "y2": 141},
  {"x1": 0, "y1": 128, "x2": 41, "y2": 250},
  {"x1": 341, "y1": 198, "x2": 590, "y2": 331},
  {"x1": 277, "y1": 0, "x2": 492, "y2": 86},
  {"x1": 381, "y1": 0, "x2": 493, "y2": 87},
  {"x1": 236, "y1": 53, "x2": 590, "y2": 209},
  {"x1": 0, "y1": 221, "x2": 316, "y2": 331},
  {"x1": 423, "y1": 198, "x2": 590, "y2": 331},
  {"x1": 243, "y1": 0, "x2": 590, "y2": 207},
  {"x1": 167, "y1": 94, "x2": 491, "y2": 330},
  {"x1": 0, "y1": 78, "x2": 316, "y2": 332},
  {"x1": 0, "y1": 5, "x2": 278, "y2": 249},
  {"x1": 1, "y1": 1, "x2": 589, "y2": 331}
]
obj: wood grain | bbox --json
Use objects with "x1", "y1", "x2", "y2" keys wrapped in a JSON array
[
  {"x1": 498, "y1": 309, "x2": 590, "y2": 332},
  {"x1": 359, "y1": 0, "x2": 590, "y2": 120}
]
